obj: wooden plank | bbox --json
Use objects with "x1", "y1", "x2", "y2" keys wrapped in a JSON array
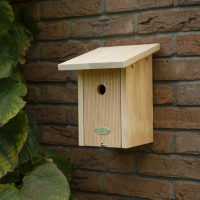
[
  {"x1": 78, "y1": 70, "x2": 84, "y2": 146},
  {"x1": 126, "y1": 55, "x2": 153, "y2": 148},
  {"x1": 83, "y1": 69, "x2": 121, "y2": 148},
  {"x1": 121, "y1": 68, "x2": 127, "y2": 148},
  {"x1": 58, "y1": 44, "x2": 160, "y2": 70}
]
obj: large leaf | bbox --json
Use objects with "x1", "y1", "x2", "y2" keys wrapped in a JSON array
[
  {"x1": 8, "y1": 22, "x2": 31, "y2": 65},
  {"x1": 0, "y1": 76, "x2": 27, "y2": 126},
  {"x1": 39, "y1": 147, "x2": 72, "y2": 181},
  {"x1": 19, "y1": 112, "x2": 39, "y2": 164},
  {"x1": 0, "y1": 21, "x2": 32, "y2": 78},
  {"x1": 0, "y1": 33, "x2": 16, "y2": 78},
  {"x1": 14, "y1": 7, "x2": 40, "y2": 40},
  {"x1": 0, "y1": 163, "x2": 70, "y2": 200},
  {"x1": 0, "y1": 0, "x2": 13, "y2": 33},
  {"x1": 0, "y1": 111, "x2": 28, "y2": 178}
]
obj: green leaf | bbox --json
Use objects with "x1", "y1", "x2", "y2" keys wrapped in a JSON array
[
  {"x1": 0, "y1": 0, "x2": 14, "y2": 33},
  {"x1": 0, "y1": 163, "x2": 70, "y2": 200},
  {"x1": 17, "y1": 153, "x2": 58, "y2": 178},
  {"x1": 0, "y1": 33, "x2": 16, "y2": 78},
  {"x1": 14, "y1": 7, "x2": 40, "y2": 40},
  {"x1": 0, "y1": 77, "x2": 27, "y2": 126},
  {"x1": 69, "y1": 195, "x2": 78, "y2": 200},
  {"x1": 9, "y1": 72, "x2": 21, "y2": 82},
  {"x1": 8, "y1": 22, "x2": 31, "y2": 65},
  {"x1": 39, "y1": 147, "x2": 72, "y2": 181},
  {"x1": 19, "y1": 112, "x2": 39, "y2": 164},
  {"x1": 0, "y1": 21, "x2": 32, "y2": 77},
  {"x1": 0, "y1": 111, "x2": 28, "y2": 178},
  {"x1": 17, "y1": 159, "x2": 35, "y2": 176},
  {"x1": 16, "y1": 68, "x2": 29, "y2": 91}
]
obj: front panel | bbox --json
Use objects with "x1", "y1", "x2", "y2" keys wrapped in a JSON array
[{"x1": 83, "y1": 69, "x2": 121, "y2": 148}]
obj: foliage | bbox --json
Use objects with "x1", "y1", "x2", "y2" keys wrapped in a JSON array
[
  {"x1": 0, "y1": 1, "x2": 75, "y2": 199},
  {"x1": 0, "y1": 111, "x2": 27, "y2": 178},
  {"x1": 18, "y1": 112, "x2": 39, "y2": 164},
  {"x1": 0, "y1": 74, "x2": 27, "y2": 126},
  {"x1": 39, "y1": 147, "x2": 73, "y2": 182},
  {"x1": 0, "y1": 164, "x2": 70, "y2": 200}
]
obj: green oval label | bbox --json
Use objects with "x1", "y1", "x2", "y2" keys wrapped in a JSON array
[{"x1": 95, "y1": 127, "x2": 110, "y2": 135}]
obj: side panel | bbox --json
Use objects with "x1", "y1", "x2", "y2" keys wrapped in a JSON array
[
  {"x1": 126, "y1": 55, "x2": 153, "y2": 148},
  {"x1": 78, "y1": 70, "x2": 84, "y2": 146},
  {"x1": 83, "y1": 69, "x2": 121, "y2": 148},
  {"x1": 121, "y1": 68, "x2": 127, "y2": 148}
]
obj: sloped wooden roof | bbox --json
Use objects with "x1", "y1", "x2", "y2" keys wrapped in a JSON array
[{"x1": 58, "y1": 44, "x2": 160, "y2": 70}]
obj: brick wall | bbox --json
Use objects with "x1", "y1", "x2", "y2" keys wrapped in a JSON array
[{"x1": 15, "y1": 0, "x2": 200, "y2": 199}]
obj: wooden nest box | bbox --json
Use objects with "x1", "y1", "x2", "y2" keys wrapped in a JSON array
[{"x1": 58, "y1": 44, "x2": 160, "y2": 148}]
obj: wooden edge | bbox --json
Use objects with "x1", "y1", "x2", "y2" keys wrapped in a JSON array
[
  {"x1": 150, "y1": 54, "x2": 154, "y2": 143},
  {"x1": 78, "y1": 70, "x2": 84, "y2": 146},
  {"x1": 58, "y1": 62, "x2": 124, "y2": 71},
  {"x1": 121, "y1": 68, "x2": 127, "y2": 148}
]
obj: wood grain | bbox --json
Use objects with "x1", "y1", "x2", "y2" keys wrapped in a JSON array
[
  {"x1": 78, "y1": 70, "x2": 84, "y2": 146},
  {"x1": 58, "y1": 44, "x2": 160, "y2": 70},
  {"x1": 121, "y1": 68, "x2": 127, "y2": 148},
  {"x1": 125, "y1": 55, "x2": 153, "y2": 148},
  {"x1": 83, "y1": 69, "x2": 121, "y2": 148}
]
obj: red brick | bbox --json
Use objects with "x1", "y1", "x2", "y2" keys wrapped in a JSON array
[
  {"x1": 73, "y1": 194, "x2": 115, "y2": 200},
  {"x1": 41, "y1": 86, "x2": 78, "y2": 103},
  {"x1": 137, "y1": 155, "x2": 200, "y2": 180},
  {"x1": 153, "y1": 85, "x2": 173, "y2": 104},
  {"x1": 23, "y1": 106, "x2": 68, "y2": 124},
  {"x1": 130, "y1": 133, "x2": 171, "y2": 153},
  {"x1": 154, "y1": 109, "x2": 200, "y2": 129},
  {"x1": 24, "y1": 86, "x2": 38, "y2": 103},
  {"x1": 71, "y1": 107, "x2": 78, "y2": 125},
  {"x1": 177, "y1": 35, "x2": 200, "y2": 56},
  {"x1": 176, "y1": 133, "x2": 200, "y2": 154},
  {"x1": 105, "y1": 0, "x2": 172, "y2": 13},
  {"x1": 70, "y1": 149, "x2": 133, "y2": 173},
  {"x1": 106, "y1": 37, "x2": 172, "y2": 57},
  {"x1": 153, "y1": 60, "x2": 200, "y2": 81},
  {"x1": 178, "y1": 0, "x2": 200, "y2": 5},
  {"x1": 42, "y1": 0, "x2": 101, "y2": 19},
  {"x1": 42, "y1": 42, "x2": 100, "y2": 62},
  {"x1": 177, "y1": 84, "x2": 200, "y2": 105},
  {"x1": 71, "y1": 172, "x2": 100, "y2": 192},
  {"x1": 104, "y1": 175, "x2": 172, "y2": 200},
  {"x1": 71, "y1": 70, "x2": 78, "y2": 82},
  {"x1": 26, "y1": 3, "x2": 39, "y2": 21},
  {"x1": 139, "y1": 10, "x2": 200, "y2": 34},
  {"x1": 175, "y1": 183, "x2": 200, "y2": 200},
  {"x1": 37, "y1": 23, "x2": 69, "y2": 41},
  {"x1": 25, "y1": 45, "x2": 39, "y2": 63},
  {"x1": 20, "y1": 65, "x2": 68, "y2": 82},
  {"x1": 41, "y1": 126, "x2": 78, "y2": 146},
  {"x1": 72, "y1": 16, "x2": 134, "y2": 38}
]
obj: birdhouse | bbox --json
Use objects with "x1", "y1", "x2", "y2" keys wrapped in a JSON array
[{"x1": 58, "y1": 44, "x2": 160, "y2": 148}]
